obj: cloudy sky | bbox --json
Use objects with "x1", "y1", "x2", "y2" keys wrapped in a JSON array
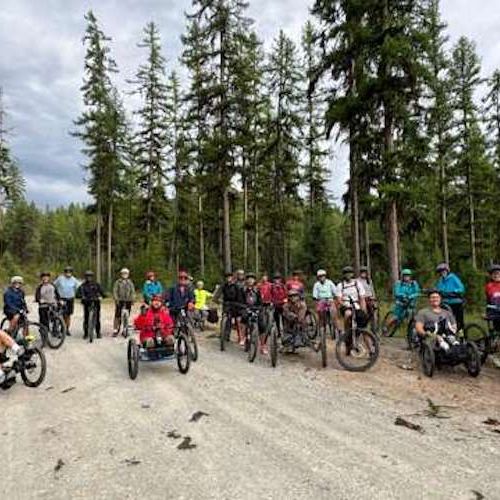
[{"x1": 1, "y1": 0, "x2": 499, "y2": 207}]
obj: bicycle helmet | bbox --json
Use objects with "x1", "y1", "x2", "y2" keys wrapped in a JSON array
[
  {"x1": 273, "y1": 272, "x2": 282, "y2": 280},
  {"x1": 288, "y1": 289, "x2": 300, "y2": 297},
  {"x1": 292, "y1": 269, "x2": 303, "y2": 276},
  {"x1": 225, "y1": 271, "x2": 233, "y2": 278},
  {"x1": 427, "y1": 288, "x2": 442, "y2": 297},
  {"x1": 436, "y1": 263, "x2": 449, "y2": 273},
  {"x1": 40, "y1": 271, "x2": 51, "y2": 278},
  {"x1": 146, "y1": 270, "x2": 155, "y2": 279},
  {"x1": 246, "y1": 272, "x2": 256, "y2": 279},
  {"x1": 401, "y1": 269, "x2": 413, "y2": 277},
  {"x1": 178, "y1": 270, "x2": 189, "y2": 279},
  {"x1": 316, "y1": 269, "x2": 327, "y2": 278},
  {"x1": 120, "y1": 268, "x2": 130, "y2": 275},
  {"x1": 151, "y1": 294, "x2": 163, "y2": 302},
  {"x1": 84, "y1": 270, "x2": 94, "y2": 277},
  {"x1": 342, "y1": 266, "x2": 354, "y2": 275},
  {"x1": 11, "y1": 276, "x2": 24, "y2": 285},
  {"x1": 359, "y1": 266, "x2": 369, "y2": 273},
  {"x1": 196, "y1": 280, "x2": 204, "y2": 288},
  {"x1": 64, "y1": 266, "x2": 73, "y2": 273},
  {"x1": 489, "y1": 264, "x2": 500, "y2": 274}
]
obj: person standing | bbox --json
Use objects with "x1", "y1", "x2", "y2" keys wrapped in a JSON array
[
  {"x1": 77, "y1": 271, "x2": 106, "y2": 339},
  {"x1": 112, "y1": 268, "x2": 135, "y2": 337},
  {"x1": 35, "y1": 272, "x2": 60, "y2": 330},
  {"x1": 435, "y1": 263, "x2": 466, "y2": 331},
  {"x1": 54, "y1": 266, "x2": 80, "y2": 336}
]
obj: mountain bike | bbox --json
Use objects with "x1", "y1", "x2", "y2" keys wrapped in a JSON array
[
  {"x1": 1, "y1": 310, "x2": 48, "y2": 349},
  {"x1": 464, "y1": 304, "x2": 500, "y2": 365},
  {"x1": 244, "y1": 306, "x2": 262, "y2": 363},
  {"x1": 84, "y1": 300, "x2": 100, "y2": 343},
  {"x1": 172, "y1": 307, "x2": 198, "y2": 362},
  {"x1": 43, "y1": 303, "x2": 67, "y2": 349}
]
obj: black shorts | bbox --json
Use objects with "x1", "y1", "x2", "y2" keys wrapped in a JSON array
[
  {"x1": 4, "y1": 309, "x2": 18, "y2": 320},
  {"x1": 115, "y1": 301, "x2": 132, "y2": 319},
  {"x1": 61, "y1": 298, "x2": 74, "y2": 316}
]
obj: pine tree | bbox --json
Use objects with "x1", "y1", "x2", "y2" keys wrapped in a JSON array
[{"x1": 130, "y1": 22, "x2": 170, "y2": 241}]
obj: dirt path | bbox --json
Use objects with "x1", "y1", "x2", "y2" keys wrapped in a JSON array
[{"x1": 1, "y1": 302, "x2": 500, "y2": 499}]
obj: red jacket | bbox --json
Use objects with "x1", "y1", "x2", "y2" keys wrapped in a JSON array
[
  {"x1": 134, "y1": 307, "x2": 174, "y2": 342},
  {"x1": 486, "y1": 281, "x2": 500, "y2": 306},
  {"x1": 286, "y1": 278, "x2": 304, "y2": 298},
  {"x1": 271, "y1": 282, "x2": 288, "y2": 307},
  {"x1": 258, "y1": 281, "x2": 273, "y2": 304}
]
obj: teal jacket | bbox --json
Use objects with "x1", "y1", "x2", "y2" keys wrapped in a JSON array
[
  {"x1": 436, "y1": 273, "x2": 465, "y2": 304},
  {"x1": 142, "y1": 280, "x2": 163, "y2": 304},
  {"x1": 393, "y1": 280, "x2": 420, "y2": 304}
]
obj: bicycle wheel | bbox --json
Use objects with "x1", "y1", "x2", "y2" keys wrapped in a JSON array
[
  {"x1": 25, "y1": 322, "x2": 48, "y2": 349},
  {"x1": 220, "y1": 315, "x2": 229, "y2": 351},
  {"x1": 20, "y1": 347, "x2": 47, "y2": 387},
  {"x1": 88, "y1": 308, "x2": 96, "y2": 343},
  {"x1": 406, "y1": 319, "x2": 418, "y2": 351},
  {"x1": 335, "y1": 328, "x2": 379, "y2": 372},
  {"x1": 46, "y1": 314, "x2": 66, "y2": 349},
  {"x1": 270, "y1": 324, "x2": 278, "y2": 368},
  {"x1": 127, "y1": 339, "x2": 139, "y2": 380},
  {"x1": 248, "y1": 324, "x2": 258, "y2": 363},
  {"x1": 463, "y1": 323, "x2": 490, "y2": 365},
  {"x1": 177, "y1": 333, "x2": 190, "y2": 374},
  {"x1": 320, "y1": 320, "x2": 328, "y2": 368},
  {"x1": 121, "y1": 309, "x2": 129, "y2": 338},
  {"x1": 0, "y1": 316, "x2": 9, "y2": 331},
  {"x1": 305, "y1": 312, "x2": 318, "y2": 341},
  {"x1": 381, "y1": 311, "x2": 399, "y2": 338},
  {"x1": 420, "y1": 340, "x2": 435, "y2": 377},
  {"x1": 465, "y1": 341, "x2": 481, "y2": 378}
]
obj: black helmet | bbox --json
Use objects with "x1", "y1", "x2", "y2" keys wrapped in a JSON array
[
  {"x1": 273, "y1": 272, "x2": 282, "y2": 280},
  {"x1": 246, "y1": 272, "x2": 256, "y2": 279},
  {"x1": 84, "y1": 270, "x2": 94, "y2": 277},
  {"x1": 342, "y1": 266, "x2": 354, "y2": 275},
  {"x1": 288, "y1": 289, "x2": 300, "y2": 297},
  {"x1": 64, "y1": 266, "x2": 73, "y2": 273},
  {"x1": 224, "y1": 271, "x2": 233, "y2": 278},
  {"x1": 427, "y1": 288, "x2": 442, "y2": 297},
  {"x1": 40, "y1": 271, "x2": 51, "y2": 278},
  {"x1": 359, "y1": 266, "x2": 369, "y2": 273},
  {"x1": 436, "y1": 262, "x2": 450, "y2": 273},
  {"x1": 489, "y1": 264, "x2": 500, "y2": 274}
]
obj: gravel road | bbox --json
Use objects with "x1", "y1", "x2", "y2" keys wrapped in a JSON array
[{"x1": 1, "y1": 303, "x2": 500, "y2": 500}]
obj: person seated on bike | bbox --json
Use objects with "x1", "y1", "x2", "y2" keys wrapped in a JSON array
[
  {"x1": 194, "y1": 280, "x2": 213, "y2": 325},
  {"x1": 286, "y1": 270, "x2": 305, "y2": 300},
  {"x1": 258, "y1": 273, "x2": 273, "y2": 305},
  {"x1": 54, "y1": 266, "x2": 80, "y2": 336},
  {"x1": 0, "y1": 328, "x2": 24, "y2": 385},
  {"x1": 282, "y1": 289, "x2": 307, "y2": 347},
  {"x1": 388, "y1": 269, "x2": 421, "y2": 330},
  {"x1": 142, "y1": 271, "x2": 163, "y2": 305},
  {"x1": 485, "y1": 264, "x2": 500, "y2": 332},
  {"x1": 415, "y1": 289, "x2": 458, "y2": 352},
  {"x1": 134, "y1": 294, "x2": 174, "y2": 351},
  {"x1": 358, "y1": 266, "x2": 377, "y2": 321},
  {"x1": 435, "y1": 263, "x2": 466, "y2": 331},
  {"x1": 112, "y1": 268, "x2": 135, "y2": 337},
  {"x1": 3, "y1": 276, "x2": 27, "y2": 335},
  {"x1": 338, "y1": 266, "x2": 367, "y2": 333},
  {"x1": 243, "y1": 272, "x2": 267, "y2": 354},
  {"x1": 166, "y1": 270, "x2": 195, "y2": 322},
  {"x1": 271, "y1": 272, "x2": 287, "y2": 336},
  {"x1": 77, "y1": 271, "x2": 106, "y2": 339},
  {"x1": 35, "y1": 272, "x2": 61, "y2": 330},
  {"x1": 313, "y1": 269, "x2": 341, "y2": 332}
]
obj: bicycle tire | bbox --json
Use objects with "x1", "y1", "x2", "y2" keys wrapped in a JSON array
[
  {"x1": 465, "y1": 341, "x2": 481, "y2": 377},
  {"x1": 320, "y1": 321, "x2": 328, "y2": 368},
  {"x1": 177, "y1": 333, "x2": 190, "y2": 374},
  {"x1": 88, "y1": 308, "x2": 96, "y2": 343},
  {"x1": 187, "y1": 327, "x2": 198, "y2": 362},
  {"x1": 270, "y1": 324, "x2": 278, "y2": 368},
  {"x1": 421, "y1": 340, "x2": 435, "y2": 377},
  {"x1": 248, "y1": 324, "x2": 258, "y2": 363},
  {"x1": 127, "y1": 339, "x2": 139, "y2": 380},
  {"x1": 20, "y1": 347, "x2": 47, "y2": 387},
  {"x1": 381, "y1": 311, "x2": 399, "y2": 338},
  {"x1": 0, "y1": 317, "x2": 9, "y2": 331},
  {"x1": 463, "y1": 323, "x2": 490, "y2": 365},
  {"x1": 220, "y1": 315, "x2": 227, "y2": 351},
  {"x1": 335, "y1": 328, "x2": 379, "y2": 372},
  {"x1": 46, "y1": 313, "x2": 66, "y2": 349},
  {"x1": 26, "y1": 322, "x2": 48, "y2": 349}
]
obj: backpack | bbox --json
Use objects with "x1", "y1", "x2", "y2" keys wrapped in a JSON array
[{"x1": 207, "y1": 308, "x2": 219, "y2": 324}]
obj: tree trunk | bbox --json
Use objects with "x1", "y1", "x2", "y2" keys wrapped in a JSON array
[
  {"x1": 243, "y1": 176, "x2": 248, "y2": 270},
  {"x1": 96, "y1": 206, "x2": 102, "y2": 283},
  {"x1": 254, "y1": 205, "x2": 259, "y2": 274},
  {"x1": 223, "y1": 188, "x2": 232, "y2": 273},
  {"x1": 350, "y1": 140, "x2": 361, "y2": 274},
  {"x1": 439, "y1": 159, "x2": 450, "y2": 264},
  {"x1": 365, "y1": 220, "x2": 371, "y2": 273},
  {"x1": 107, "y1": 203, "x2": 113, "y2": 288},
  {"x1": 199, "y1": 193, "x2": 205, "y2": 277},
  {"x1": 467, "y1": 162, "x2": 477, "y2": 269}
]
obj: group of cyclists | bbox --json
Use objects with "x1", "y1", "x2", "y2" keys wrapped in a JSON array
[{"x1": 2, "y1": 260, "x2": 500, "y2": 384}]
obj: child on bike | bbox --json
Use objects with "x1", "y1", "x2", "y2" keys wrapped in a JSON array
[
  {"x1": 271, "y1": 272, "x2": 287, "y2": 336},
  {"x1": 243, "y1": 272, "x2": 267, "y2": 354},
  {"x1": 134, "y1": 294, "x2": 174, "y2": 351},
  {"x1": 388, "y1": 269, "x2": 420, "y2": 330},
  {"x1": 35, "y1": 272, "x2": 61, "y2": 330},
  {"x1": 282, "y1": 289, "x2": 307, "y2": 348},
  {"x1": 0, "y1": 328, "x2": 24, "y2": 385},
  {"x1": 194, "y1": 280, "x2": 213, "y2": 326},
  {"x1": 113, "y1": 268, "x2": 135, "y2": 337},
  {"x1": 3, "y1": 276, "x2": 27, "y2": 334},
  {"x1": 77, "y1": 271, "x2": 106, "y2": 339}
]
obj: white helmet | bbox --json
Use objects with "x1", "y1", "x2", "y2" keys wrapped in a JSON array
[
  {"x1": 120, "y1": 268, "x2": 130, "y2": 275},
  {"x1": 11, "y1": 276, "x2": 24, "y2": 285},
  {"x1": 316, "y1": 269, "x2": 327, "y2": 278}
]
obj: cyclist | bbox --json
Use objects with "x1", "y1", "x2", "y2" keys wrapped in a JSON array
[
  {"x1": 112, "y1": 268, "x2": 135, "y2": 337},
  {"x1": 134, "y1": 294, "x2": 174, "y2": 353},
  {"x1": 485, "y1": 264, "x2": 500, "y2": 332},
  {"x1": 194, "y1": 280, "x2": 213, "y2": 326},
  {"x1": 3, "y1": 276, "x2": 27, "y2": 335},
  {"x1": 142, "y1": 271, "x2": 163, "y2": 305},
  {"x1": 54, "y1": 266, "x2": 80, "y2": 336},
  {"x1": 282, "y1": 289, "x2": 307, "y2": 347},
  {"x1": 243, "y1": 272, "x2": 267, "y2": 354},
  {"x1": 358, "y1": 266, "x2": 377, "y2": 325},
  {"x1": 338, "y1": 266, "x2": 367, "y2": 333},
  {"x1": 435, "y1": 263, "x2": 466, "y2": 331},
  {"x1": 387, "y1": 269, "x2": 421, "y2": 331},
  {"x1": 286, "y1": 270, "x2": 305, "y2": 300},
  {"x1": 271, "y1": 272, "x2": 287, "y2": 336},
  {"x1": 313, "y1": 269, "x2": 341, "y2": 331},
  {"x1": 166, "y1": 270, "x2": 195, "y2": 322},
  {"x1": 415, "y1": 289, "x2": 458, "y2": 350},
  {"x1": 235, "y1": 269, "x2": 246, "y2": 291},
  {"x1": 258, "y1": 273, "x2": 273, "y2": 333},
  {"x1": 0, "y1": 328, "x2": 24, "y2": 385},
  {"x1": 214, "y1": 272, "x2": 246, "y2": 345},
  {"x1": 35, "y1": 272, "x2": 61, "y2": 330},
  {"x1": 77, "y1": 271, "x2": 106, "y2": 339}
]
